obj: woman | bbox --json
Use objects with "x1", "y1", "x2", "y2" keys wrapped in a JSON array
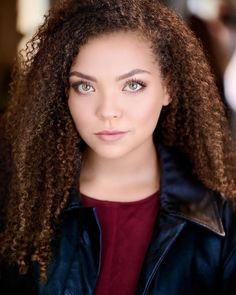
[{"x1": 0, "y1": 0, "x2": 236, "y2": 294}]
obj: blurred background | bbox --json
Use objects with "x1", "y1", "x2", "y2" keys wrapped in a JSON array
[{"x1": 0, "y1": 0, "x2": 236, "y2": 136}]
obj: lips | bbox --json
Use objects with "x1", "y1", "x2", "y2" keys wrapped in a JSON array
[
  {"x1": 95, "y1": 130, "x2": 127, "y2": 135},
  {"x1": 94, "y1": 130, "x2": 129, "y2": 141}
]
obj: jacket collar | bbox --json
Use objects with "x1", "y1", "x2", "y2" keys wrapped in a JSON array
[
  {"x1": 66, "y1": 143, "x2": 225, "y2": 237},
  {"x1": 157, "y1": 143, "x2": 225, "y2": 236}
]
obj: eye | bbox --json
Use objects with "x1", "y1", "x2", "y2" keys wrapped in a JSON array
[
  {"x1": 123, "y1": 79, "x2": 146, "y2": 92},
  {"x1": 71, "y1": 81, "x2": 95, "y2": 94}
]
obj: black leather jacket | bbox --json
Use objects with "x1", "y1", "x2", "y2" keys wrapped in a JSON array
[{"x1": 1, "y1": 144, "x2": 236, "y2": 295}]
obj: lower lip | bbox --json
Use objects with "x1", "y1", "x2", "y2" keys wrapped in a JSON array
[{"x1": 95, "y1": 132, "x2": 128, "y2": 142}]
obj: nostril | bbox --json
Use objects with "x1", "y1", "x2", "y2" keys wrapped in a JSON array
[
  {"x1": 96, "y1": 109, "x2": 122, "y2": 120},
  {"x1": 95, "y1": 100, "x2": 122, "y2": 120}
]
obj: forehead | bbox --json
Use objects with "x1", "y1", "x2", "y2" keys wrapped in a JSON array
[{"x1": 71, "y1": 31, "x2": 158, "y2": 71}]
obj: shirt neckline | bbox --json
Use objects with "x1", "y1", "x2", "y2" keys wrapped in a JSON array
[{"x1": 81, "y1": 191, "x2": 160, "y2": 207}]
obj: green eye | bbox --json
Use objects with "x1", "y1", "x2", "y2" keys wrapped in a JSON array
[
  {"x1": 78, "y1": 83, "x2": 94, "y2": 93},
  {"x1": 129, "y1": 82, "x2": 141, "y2": 91},
  {"x1": 123, "y1": 80, "x2": 146, "y2": 92}
]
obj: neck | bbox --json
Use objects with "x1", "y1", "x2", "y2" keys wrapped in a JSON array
[{"x1": 79, "y1": 139, "x2": 160, "y2": 201}]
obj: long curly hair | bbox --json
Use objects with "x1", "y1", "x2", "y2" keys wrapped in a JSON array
[{"x1": 0, "y1": 0, "x2": 236, "y2": 281}]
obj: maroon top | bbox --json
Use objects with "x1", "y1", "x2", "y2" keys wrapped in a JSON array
[{"x1": 81, "y1": 191, "x2": 160, "y2": 295}]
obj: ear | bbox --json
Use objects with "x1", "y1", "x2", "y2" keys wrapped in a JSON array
[{"x1": 162, "y1": 88, "x2": 171, "y2": 106}]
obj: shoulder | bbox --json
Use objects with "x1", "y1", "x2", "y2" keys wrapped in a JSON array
[
  {"x1": 217, "y1": 195, "x2": 236, "y2": 245},
  {"x1": 215, "y1": 195, "x2": 236, "y2": 293}
]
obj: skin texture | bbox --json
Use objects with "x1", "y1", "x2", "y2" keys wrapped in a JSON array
[
  {"x1": 68, "y1": 32, "x2": 169, "y2": 201},
  {"x1": 0, "y1": 0, "x2": 235, "y2": 281}
]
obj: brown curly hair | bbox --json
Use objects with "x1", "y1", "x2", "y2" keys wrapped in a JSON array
[{"x1": 0, "y1": 0, "x2": 236, "y2": 281}]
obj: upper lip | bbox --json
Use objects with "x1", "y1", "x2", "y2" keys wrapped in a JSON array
[{"x1": 95, "y1": 130, "x2": 128, "y2": 135}]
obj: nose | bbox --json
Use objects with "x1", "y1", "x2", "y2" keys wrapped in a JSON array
[{"x1": 95, "y1": 95, "x2": 122, "y2": 120}]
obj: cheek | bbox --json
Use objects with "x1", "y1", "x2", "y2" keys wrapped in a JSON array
[
  {"x1": 68, "y1": 99, "x2": 91, "y2": 131},
  {"x1": 132, "y1": 99, "x2": 163, "y2": 127}
]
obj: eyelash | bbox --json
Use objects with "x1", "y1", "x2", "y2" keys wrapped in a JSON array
[
  {"x1": 124, "y1": 79, "x2": 147, "y2": 92},
  {"x1": 71, "y1": 80, "x2": 94, "y2": 94},
  {"x1": 70, "y1": 78, "x2": 147, "y2": 94}
]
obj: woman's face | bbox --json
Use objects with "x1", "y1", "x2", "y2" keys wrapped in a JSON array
[{"x1": 68, "y1": 31, "x2": 170, "y2": 159}]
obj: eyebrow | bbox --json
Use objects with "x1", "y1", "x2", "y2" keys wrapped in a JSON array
[
  {"x1": 117, "y1": 69, "x2": 151, "y2": 80},
  {"x1": 69, "y1": 68, "x2": 151, "y2": 82}
]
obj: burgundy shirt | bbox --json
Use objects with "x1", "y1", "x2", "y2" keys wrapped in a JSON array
[{"x1": 82, "y1": 191, "x2": 160, "y2": 295}]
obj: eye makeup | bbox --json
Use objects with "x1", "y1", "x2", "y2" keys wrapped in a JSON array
[{"x1": 70, "y1": 77, "x2": 147, "y2": 95}]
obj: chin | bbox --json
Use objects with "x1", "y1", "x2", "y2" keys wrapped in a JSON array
[{"x1": 92, "y1": 146, "x2": 132, "y2": 160}]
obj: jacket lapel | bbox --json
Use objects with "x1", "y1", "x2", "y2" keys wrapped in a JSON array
[
  {"x1": 136, "y1": 143, "x2": 225, "y2": 294},
  {"x1": 40, "y1": 188, "x2": 101, "y2": 295},
  {"x1": 156, "y1": 143, "x2": 225, "y2": 236},
  {"x1": 135, "y1": 212, "x2": 187, "y2": 295}
]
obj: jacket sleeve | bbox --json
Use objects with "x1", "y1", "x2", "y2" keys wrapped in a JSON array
[
  {"x1": 221, "y1": 200, "x2": 236, "y2": 294},
  {"x1": 222, "y1": 247, "x2": 236, "y2": 294}
]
